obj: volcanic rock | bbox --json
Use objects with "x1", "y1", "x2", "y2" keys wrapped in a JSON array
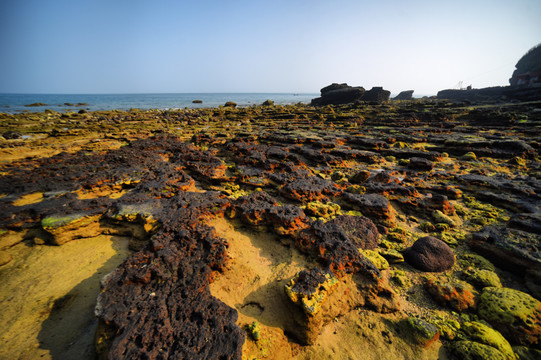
[
  {"x1": 296, "y1": 215, "x2": 381, "y2": 278},
  {"x1": 342, "y1": 192, "x2": 396, "y2": 226},
  {"x1": 408, "y1": 157, "x2": 434, "y2": 171},
  {"x1": 404, "y1": 236, "x2": 455, "y2": 272},
  {"x1": 362, "y1": 87, "x2": 391, "y2": 103},
  {"x1": 425, "y1": 278, "x2": 477, "y2": 311},
  {"x1": 393, "y1": 90, "x2": 414, "y2": 100},
  {"x1": 311, "y1": 83, "x2": 365, "y2": 106}
]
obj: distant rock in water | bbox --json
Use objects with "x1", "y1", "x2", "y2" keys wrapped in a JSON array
[
  {"x1": 192, "y1": 100, "x2": 203, "y2": 104},
  {"x1": 24, "y1": 102, "x2": 47, "y2": 107},
  {"x1": 393, "y1": 90, "x2": 414, "y2": 100},
  {"x1": 311, "y1": 83, "x2": 390, "y2": 105}
]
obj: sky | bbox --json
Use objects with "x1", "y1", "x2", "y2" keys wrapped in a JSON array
[{"x1": 0, "y1": 0, "x2": 540, "y2": 95}]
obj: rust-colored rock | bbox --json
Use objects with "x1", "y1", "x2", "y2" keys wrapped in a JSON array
[
  {"x1": 282, "y1": 176, "x2": 343, "y2": 202},
  {"x1": 343, "y1": 192, "x2": 396, "y2": 226},
  {"x1": 425, "y1": 278, "x2": 477, "y2": 311}
]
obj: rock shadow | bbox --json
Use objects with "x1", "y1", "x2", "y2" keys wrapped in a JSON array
[{"x1": 37, "y1": 235, "x2": 132, "y2": 360}]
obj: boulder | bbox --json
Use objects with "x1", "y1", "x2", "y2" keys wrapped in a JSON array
[
  {"x1": 477, "y1": 287, "x2": 541, "y2": 347},
  {"x1": 446, "y1": 341, "x2": 509, "y2": 360},
  {"x1": 425, "y1": 278, "x2": 477, "y2": 311},
  {"x1": 404, "y1": 236, "x2": 455, "y2": 272},
  {"x1": 362, "y1": 87, "x2": 391, "y2": 103},
  {"x1": 393, "y1": 90, "x2": 414, "y2": 100},
  {"x1": 461, "y1": 321, "x2": 516, "y2": 360},
  {"x1": 401, "y1": 317, "x2": 440, "y2": 347},
  {"x1": 408, "y1": 157, "x2": 434, "y2": 171},
  {"x1": 311, "y1": 83, "x2": 365, "y2": 106}
]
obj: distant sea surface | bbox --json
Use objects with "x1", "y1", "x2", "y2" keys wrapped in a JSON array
[{"x1": 0, "y1": 93, "x2": 318, "y2": 113}]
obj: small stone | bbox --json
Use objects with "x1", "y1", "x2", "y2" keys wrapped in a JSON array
[
  {"x1": 462, "y1": 152, "x2": 477, "y2": 161},
  {"x1": 408, "y1": 157, "x2": 434, "y2": 171},
  {"x1": 248, "y1": 321, "x2": 261, "y2": 341},
  {"x1": 349, "y1": 170, "x2": 371, "y2": 184}
]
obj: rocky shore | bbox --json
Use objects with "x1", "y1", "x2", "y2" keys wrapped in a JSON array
[{"x1": 0, "y1": 98, "x2": 540, "y2": 359}]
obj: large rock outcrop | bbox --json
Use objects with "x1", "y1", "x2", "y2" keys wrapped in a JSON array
[
  {"x1": 311, "y1": 83, "x2": 365, "y2": 105},
  {"x1": 311, "y1": 83, "x2": 391, "y2": 105},
  {"x1": 393, "y1": 90, "x2": 414, "y2": 100}
]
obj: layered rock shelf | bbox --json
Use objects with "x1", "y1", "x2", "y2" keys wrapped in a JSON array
[{"x1": 1, "y1": 98, "x2": 540, "y2": 359}]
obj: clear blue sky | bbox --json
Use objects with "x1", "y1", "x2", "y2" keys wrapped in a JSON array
[{"x1": 1, "y1": 0, "x2": 540, "y2": 95}]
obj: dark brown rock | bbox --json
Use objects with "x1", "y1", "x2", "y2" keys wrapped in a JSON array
[
  {"x1": 296, "y1": 215, "x2": 381, "y2": 279},
  {"x1": 393, "y1": 90, "x2": 414, "y2": 100},
  {"x1": 282, "y1": 176, "x2": 343, "y2": 202},
  {"x1": 362, "y1": 87, "x2": 391, "y2": 103},
  {"x1": 342, "y1": 193, "x2": 396, "y2": 225},
  {"x1": 404, "y1": 236, "x2": 455, "y2": 272},
  {"x1": 408, "y1": 157, "x2": 434, "y2": 171},
  {"x1": 311, "y1": 83, "x2": 365, "y2": 106}
]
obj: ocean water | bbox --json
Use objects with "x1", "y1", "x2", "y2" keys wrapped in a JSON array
[{"x1": 0, "y1": 93, "x2": 318, "y2": 113}]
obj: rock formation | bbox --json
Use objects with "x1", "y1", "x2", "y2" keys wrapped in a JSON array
[
  {"x1": 393, "y1": 90, "x2": 414, "y2": 100},
  {"x1": 311, "y1": 83, "x2": 391, "y2": 105}
]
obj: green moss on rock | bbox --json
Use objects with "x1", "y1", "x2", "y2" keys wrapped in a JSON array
[
  {"x1": 458, "y1": 253, "x2": 496, "y2": 272},
  {"x1": 463, "y1": 268, "x2": 502, "y2": 289},
  {"x1": 446, "y1": 341, "x2": 508, "y2": 360},
  {"x1": 461, "y1": 321, "x2": 516, "y2": 359},
  {"x1": 401, "y1": 317, "x2": 440, "y2": 347},
  {"x1": 359, "y1": 249, "x2": 389, "y2": 270},
  {"x1": 248, "y1": 321, "x2": 261, "y2": 341},
  {"x1": 477, "y1": 287, "x2": 541, "y2": 347}
]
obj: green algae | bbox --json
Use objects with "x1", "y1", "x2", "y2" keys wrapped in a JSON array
[
  {"x1": 303, "y1": 201, "x2": 341, "y2": 219},
  {"x1": 391, "y1": 270, "x2": 411, "y2": 288},
  {"x1": 446, "y1": 341, "x2": 508, "y2": 360},
  {"x1": 41, "y1": 214, "x2": 91, "y2": 229},
  {"x1": 285, "y1": 272, "x2": 338, "y2": 316},
  {"x1": 461, "y1": 321, "x2": 516, "y2": 359},
  {"x1": 477, "y1": 287, "x2": 540, "y2": 331},
  {"x1": 463, "y1": 268, "x2": 501, "y2": 289},
  {"x1": 401, "y1": 317, "x2": 440, "y2": 347},
  {"x1": 248, "y1": 321, "x2": 261, "y2": 341},
  {"x1": 458, "y1": 253, "x2": 496, "y2": 272},
  {"x1": 360, "y1": 249, "x2": 389, "y2": 270}
]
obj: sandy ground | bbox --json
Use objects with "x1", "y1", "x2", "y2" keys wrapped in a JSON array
[
  {"x1": 0, "y1": 235, "x2": 131, "y2": 360},
  {"x1": 208, "y1": 218, "x2": 445, "y2": 360}
]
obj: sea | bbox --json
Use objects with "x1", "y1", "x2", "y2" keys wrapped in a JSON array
[{"x1": 0, "y1": 93, "x2": 319, "y2": 114}]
